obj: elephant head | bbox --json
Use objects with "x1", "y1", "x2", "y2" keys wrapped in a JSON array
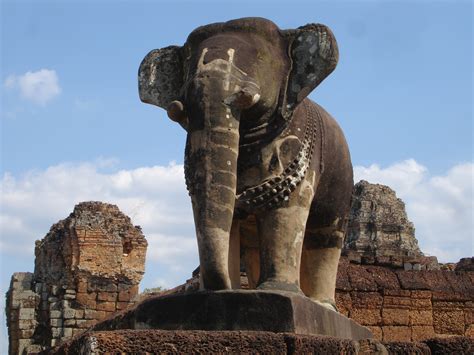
[{"x1": 138, "y1": 17, "x2": 339, "y2": 290}]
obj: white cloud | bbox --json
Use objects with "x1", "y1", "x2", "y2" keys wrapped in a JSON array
[
  {"x1": 0, "y1": 160, "x2": 195, "y2": 266},
  {"x1": 3, "y1": 69, "x2": 61, "y2": 105},
  {"x1": 355, "y1": 160, "x2": 473, "y2": 262}
]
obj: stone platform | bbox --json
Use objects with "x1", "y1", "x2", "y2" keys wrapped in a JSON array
[{"x1": 92, "y1": 290, "x2": 372, "y2": 340}]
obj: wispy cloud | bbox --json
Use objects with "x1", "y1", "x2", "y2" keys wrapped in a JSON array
[{"x1": 4, "y1": 69, "x2": 61, "y2": 105}]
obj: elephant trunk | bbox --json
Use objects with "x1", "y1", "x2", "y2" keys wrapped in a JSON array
[{"x1": 184, "y1": 77, "x2": 243, "y2": 290}]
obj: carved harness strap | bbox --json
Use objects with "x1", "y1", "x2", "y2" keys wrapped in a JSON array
[{"x1": 236, "y1": 101, "x2": 323, "y2": 210}]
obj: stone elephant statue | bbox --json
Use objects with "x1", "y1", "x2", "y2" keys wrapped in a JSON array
[{"x1": 138, "y1": 17, "x2": 353, "y2": 310}]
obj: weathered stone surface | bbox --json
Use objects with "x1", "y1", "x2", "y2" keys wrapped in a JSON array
[
  {"x1": 423, "y1": 336, "x2": 474, "y2": 354},
  {"x1": 455, "y1": 257, "x2": 474, "y2": 272},
  {"x1": 382, "y1": 341, "x2": 431, "y2": 354},
  {"x1": 34, "y1": 202, "x2": 147, "y2": 287},
  {"x1": 5, "y1": 202, "x2": 147, "y2": 354},
  {"x1": 382, "y1": 326, "x2": 412, "y2": 342},
  {"x1": 48, "y1": 329, "x2": 474, "y2": 355},
  {"x1": 344, "y1": 181, "x2": 432, "y2": 269},
  {"x1": 329, "y1": 258, "x2": 474, "y2": 342},
  {"x1": 48, "y1": 330, "x2": 378, "y2": 354}
]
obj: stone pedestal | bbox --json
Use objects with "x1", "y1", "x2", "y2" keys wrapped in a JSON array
[{"x1": 95, "y1": 290, "x2": 372, "y2": 340}]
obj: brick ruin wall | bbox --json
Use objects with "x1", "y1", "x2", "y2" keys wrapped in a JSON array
[
  {"x1": 335, "y1": 257, "x2": 473, "y2": 342},
  {"x1": 5, "y1": 202, "x2": 147, "y2": 355}
]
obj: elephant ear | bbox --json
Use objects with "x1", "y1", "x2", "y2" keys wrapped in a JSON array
[
  {"x1": 138, "y1": 46, "x2": 183, "y2": 109},
  {"x1": 281, "y1": 24, "x2": 339, "y2": 119}
]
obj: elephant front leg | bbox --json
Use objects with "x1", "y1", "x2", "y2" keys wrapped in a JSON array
[{"x1": 256, "y1": 180, "x2": 314, "y2": 293}]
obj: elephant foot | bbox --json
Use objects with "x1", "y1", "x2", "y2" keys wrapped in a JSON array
[
  {"x1": 257, "y1": 280, "x2": 303, "y2": 294},
  {"x1": 311, "y1": 298, "x2": 338, "y2": 312}
]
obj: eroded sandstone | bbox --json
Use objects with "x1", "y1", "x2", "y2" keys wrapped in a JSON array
[{"x1": 5, "y1": 202, "x2": 147, "y2": 355}]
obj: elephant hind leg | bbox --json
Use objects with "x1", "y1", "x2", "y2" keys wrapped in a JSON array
[{"x1": 300, "y1": 225, "x2": 344, "y2": 310}]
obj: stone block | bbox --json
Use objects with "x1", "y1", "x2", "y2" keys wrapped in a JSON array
[
  {"x1": 382, "y1": 308, "x2": 410, "y2": 326},
  {"x1": 64, "y1": 293, "x2": 76, "y2": 300},
  {"x1": 89, "y1": 280, "x2": 118, "y2": 293},
  {"x1": 75, "y1": 309, "x2": 85, "y2": 319},
  {"x1": 77, "y1": 279, "x2": 88, "y2": 293},
  {"x1": 76, "y1": 292, "x2": 97, "y2": 308},
  {"x1": 116, "y1": 301, "x2": 132, "y2": 311},
  {"x1": 27, "y1": 344, "x2": 43, "y2": 353},
  {"x1": 365, "y1": 326, "x2": 382, "y2": 340},
  {"x1": 118, "y1": 289, "x2": 134, "y2": 302},
  {"x1": 93, "y1": 290, "x2": 373, "y2": 340},
  {"x1": 383, "y1": 295, "x2": 411, "y2": 309},
  {"x1": 84, "y1": 309, "x2": 99, "y2": 319},
  {"x1": 22, "y1": 294, "x2": 40, "y2": 308},
  {"x1": 51, "y1": 327, "x2": 61, "y2": 338},
  {"x1": 382, "y1": 326, "x2": 411, "y2": 342},
  {"x1": 63, "y1": 308, "x2": 76, "y2": 319},
  {"x1": 410, "y1": 310, "x2": 433, "y2": 326},
  {"x1": 76, "y1": 319, "x2": 90, "y2": 328},
  {"x1": 433, "y1": 310, "x2": 465, "y2": 335},
  {"x1": 351, "y1": 291, "x2": 383, "y2": 309},
  {"x1": 396, "y1": 271, "x2": 430, "y2": 290},
  {"x1": 368, "y1": 266, "x2": 400, "y2": 290},
  {"x1": 64, "y1": 319, "x2": 76, "y2": 326},
  {"x1": 63, "y1": 328, "x2": 73, "y2": 338},
  {"x1": 97, "y1": 301, "x2": 116, "y2": 312},
  {"x1": 411, "y1": 297, "x2": 432, "y2": 308},
  {"x1": 19, "y1": 329, "x2": 35, "y2": 338},
  {"x1": 411, "y1": 290, "x2": 432, "y2": 299},
  {"x1": 347, "y1": 266, "x2": 378, "y2": 291},
  {"x1": 18, "y1": 319, "x2": 36, "y2": 330},
  {"x1": 50, "y1": 318, "x2": 63, "y2": 327},
  {"x1": 335, "y1": 292, "x2": 352, "y2": 317},
  {"x1": 349, "y1": 308, "x2": 381, "y2": 326},
  {"x1": 19, "y1": 308, "x2": 35, "y2": 320},
  {"x1": 382, "y1": 289, "x2": 411, "y2": 297},
  {"x1": 18, "y1": 339, "x2": 32, "y2": 354},
  {"x1": 411, "y1": 325, "x2": 435, "y2": 341},
  {"x1": 98, "y1": 291, "x2": 117, "y2": 302},
  {"x1": 50, "y1": 310, "x2": 62, "y2": 319}
]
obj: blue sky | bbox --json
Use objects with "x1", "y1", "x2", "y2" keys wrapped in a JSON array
[{"x1": 1, "y1": 0, "x2": 472, "y2": 351}]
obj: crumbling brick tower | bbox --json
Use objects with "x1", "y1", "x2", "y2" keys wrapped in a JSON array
[{"x1": 5, "y1": 202, "x2": 147, "y2": 354}]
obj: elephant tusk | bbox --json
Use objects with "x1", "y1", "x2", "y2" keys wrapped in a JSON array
[{"x1": 224, "y1": 87, "x2": 260, "y2": 110}]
